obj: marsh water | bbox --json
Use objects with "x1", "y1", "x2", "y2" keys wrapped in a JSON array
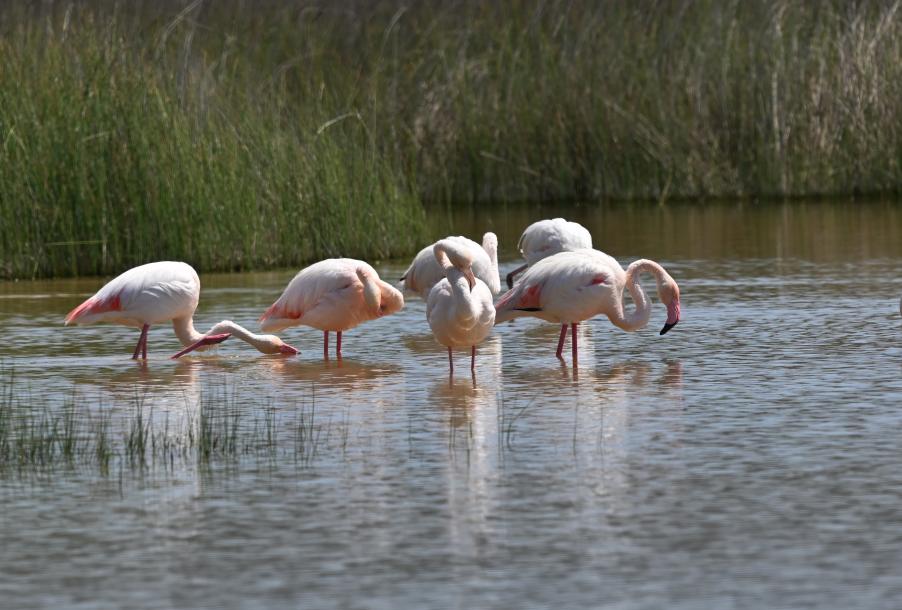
[{"x1": 3, "y1": 200, "x2": 902, "y2": 609}]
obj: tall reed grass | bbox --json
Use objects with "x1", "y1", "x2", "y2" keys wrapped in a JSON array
[{"x1": 1, "y1": 1, "x2": 899, "y2": 278}]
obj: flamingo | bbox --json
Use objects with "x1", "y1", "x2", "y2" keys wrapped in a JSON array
[
  {"x1": 64, "y1": 261, "x2": 299, "y2": 359},
  {"x1": 494, "y1": 249, "x2": 680, "y2": 363},
  {"x1": 259, "y1": 258, "x2": 404, "y2": 359},
  {"x1": 426, "y1": 239, "x2": 496, "y2": 374},
  {"x1": 400, "y1": 233, "x2": 500, "y2": 299},
  {"x1": 506, "y1": 218, "x2": 593, "y2": 289}
]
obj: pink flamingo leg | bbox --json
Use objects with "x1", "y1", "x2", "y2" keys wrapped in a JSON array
[
  {"x1": 132, "y1": 324, "x2": 149, "y2": 360},
  {"x1": 555, "y1": 324, "x2": 568, "y2": 358},
  {"x1": 323, "y1": 331, "x2": 329, "y2": 360},
  {"x1": 571, "y1": 323, "x2": 578, "y2": 366},
  {"x1": 141, "y1": 329, "x2": 148, "y2": 360},
  {"x1": 471, "y1": 345, "x2": 477, "y2": 372},
  {"x1": 448, "y1": 346, "x2": 454, "y2": 375},
  {"x1": 336, "y1": 331, "x2": 342, "y2": 359}
]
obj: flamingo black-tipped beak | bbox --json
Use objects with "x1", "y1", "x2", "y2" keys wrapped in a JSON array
[
  {"x1": 279, "y1": 343, "x2": 299, "y2": 356},
  {"x1": 171, "y1": 333, "x2": 232, "y2": 359},
  {"x1": 660, "y1": 321, "x2": 678, "y2": 335}
]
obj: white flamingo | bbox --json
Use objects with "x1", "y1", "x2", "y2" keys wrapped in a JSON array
[
  {"x1": 426, "y1": 239, "x2": 496, "y2": 374},
  {"x1": 494, "y1": 249, "x2": 681, "y2": 363},
  {"x1": 506, "y1": 218, "x2": 593, "y2": 289},
  {"x1": 259, "y1": 258, "x2": 404, "y2": 359},
  {"x1": 64, "y1": 261, "x2": 298, "y2": 359},
  {"x1": 400, "y1": 233, "x2": 500, "y2": 299}
]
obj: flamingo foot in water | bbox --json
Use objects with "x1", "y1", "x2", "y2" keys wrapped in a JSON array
[{"x1": 170, "y1": 333, "x2": 232, "y2": 359}]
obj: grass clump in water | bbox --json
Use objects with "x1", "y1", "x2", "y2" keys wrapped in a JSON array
[{"x1": 0, "y1": 369, "x2": 336, "y2": 473}]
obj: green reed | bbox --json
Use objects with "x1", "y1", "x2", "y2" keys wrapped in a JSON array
[
  {"x1": 0, "y1": 369, "x2": 332, "y2": 473},
  {"x1": 0, "y1": 1, "x2": 899, "y2": 279}
]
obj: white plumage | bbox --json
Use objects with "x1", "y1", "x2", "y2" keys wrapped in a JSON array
[
  {"x1": 426, "y1": 239, "x2": 495, "y2": 373},
  {"x1": 506, "y1": 218, "x2": 593, "y2": 288},
  {"x1": 260, "y1": 258, "x2": 404, "y2": 359},
  {"x1": 495, "y1": 249, "x2": 681, "y2": 362},
  {"x1": 65, "y1": 261, "x2": 297, "y2": 359},
  {"x1": 401, "y1": 233, "x2": 500, "y2": 299}
]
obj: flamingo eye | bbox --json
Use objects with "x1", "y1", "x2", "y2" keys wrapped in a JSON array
[{"x1": 589, "y1": 275, "x2": 607, "y2": 286}]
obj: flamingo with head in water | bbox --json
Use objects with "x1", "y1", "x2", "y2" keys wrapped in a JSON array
[
  {"x1": 506, "y1": 218, "x2": 593, "y2": 289},
  {"x1": 259, "y1": 258, "x2": 404, "y2": 359},
  {"x1": 494, "y1": 249, "x2": 680, "y2": 363},
  {"x1": 401, "y1": 233, "x2": 500, "y2": 299},
  {"x1": 64, "y1": 261, "x2": 299, "y2": 359},
  {"x1": 426, "y1": 239, "x2": 496, "y2": 374}
]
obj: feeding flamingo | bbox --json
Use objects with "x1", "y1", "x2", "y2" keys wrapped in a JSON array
[
  {"x1": 426, "y1": 239, "x2": 496, "y2": 374},
  {"x1": 506, "y1": 218, "x2": 593, "y2": 289},
  {"x1": 64, "y1": 261, "x2": 299, "y2": 359},
  {"x1": 401, "y1": 233, "x2": 500, "y2": 299},
  {"x1": 494, "y1": 249, "x2": 680, "y2": 363},
  {"x1": 259, "y1": 258, "x2": 404, "y2": 359}
]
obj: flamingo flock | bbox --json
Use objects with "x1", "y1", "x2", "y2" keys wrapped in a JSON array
[{"x1": 65, "y1": 218, "x2": 682, "y2": 374}]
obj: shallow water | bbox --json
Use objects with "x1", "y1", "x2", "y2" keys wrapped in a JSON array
[{"x1": 3, "y1": 200, "x2": 902, "y2": 609}]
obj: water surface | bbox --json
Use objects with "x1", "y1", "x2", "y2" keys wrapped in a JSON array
[{"x1": 3, "y1": 200, "x2": 902, "y2": 609}]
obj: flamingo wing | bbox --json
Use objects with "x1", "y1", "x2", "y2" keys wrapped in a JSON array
[
  {"x1": 495, "y1": 251, "x2": 618, "y2": 324},
  {"x1": 260, "y1": 259, "x2": 365, "y2": 332},
  {"x1": 519, "y1": 218, "x2": 593, "y2": 266},
  {"x1": 65, "y1": 261, "x2": 199, "y2": 326}
]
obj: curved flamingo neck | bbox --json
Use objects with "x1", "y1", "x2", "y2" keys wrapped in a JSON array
[
  {"x1": 607, "y1": 261, "x2": 654, "y2": 332},
  {"x1": 356, "y1": 267, "x2": 382, "y2": 316},
  {"x1": 206, "y1": 320, "x2": 275, "y2": 353},
  {"x1": 611, "y1": 259, "x2": 675, "y2": 331},
  {"x1": 172, "y1": 316, "x2": 205, "y2": 347},
  {"x1": 446, "y1": 268, "x2": 473, "y2": 302}
]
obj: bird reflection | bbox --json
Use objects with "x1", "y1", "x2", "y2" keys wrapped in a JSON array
[
  {"x1": 262, "y1": 356, "x2": 401, "y2": 389},
  {"x1": 432, "y1": 367, "x2": 501, "y2": 560}
]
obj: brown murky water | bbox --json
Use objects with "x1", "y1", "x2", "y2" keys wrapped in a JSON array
[{"x1": 2, "y1": 200, "x2": 902, "y2": 609}]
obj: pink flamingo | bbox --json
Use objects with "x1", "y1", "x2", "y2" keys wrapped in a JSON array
[
  {"x1": 506, "y1": 218, "x2": 593, "y2": 289},
  {"x1": 401, "y1": 233, "x2": 500, "y2": 299},
  {"x1": 64, "y1": 261, "x2": 298, "y2": 359},
  {"x1": 259, "y1": 258, "x2": 404, "y2": 359},
  {"x1": 426, "y1": 239, "x2": 496, "y2": 374},
  {"x1": 494, "y1": 249, "x2": 680, "y2": 363}
]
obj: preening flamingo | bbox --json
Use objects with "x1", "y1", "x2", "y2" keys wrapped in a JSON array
[
  {"x1": 506, "y1": 218, "x2": 593, "y2": 289},
  {"x1": 64, "y1": 261, "x2": 299, "y2": 359},
  {"x1": 426, "y1": 239, "x2": 496, "y2": 374},
  {"x1": 401, "y1": 233, "x2": 500, "y2": 299},
  {"x1": 259, "y1": 258, "x2": 404, "y2": 359},
  {"x1": 494, "y1": 249, "x2": 680, "y2": 363}
]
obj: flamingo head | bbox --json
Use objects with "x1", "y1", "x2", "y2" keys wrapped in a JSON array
[
  {"x1": 659, "y1": 280, "x2": 681, "y2": 335},
  {"x1": 263, "y1": 336, "x2": 299, "y2": 356},
  {"x1": 377, "y1": 283, "x2": 405, "y2": 317}
]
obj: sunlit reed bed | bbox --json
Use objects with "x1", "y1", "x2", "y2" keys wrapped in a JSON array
[{"x1": 1, "y1": 0, "x2": 899, "y2": 279}]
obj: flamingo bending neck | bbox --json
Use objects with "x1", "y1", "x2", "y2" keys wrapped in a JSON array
[{"x1": 607, "y1": 259, "x2": 678, "y2": 333}]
